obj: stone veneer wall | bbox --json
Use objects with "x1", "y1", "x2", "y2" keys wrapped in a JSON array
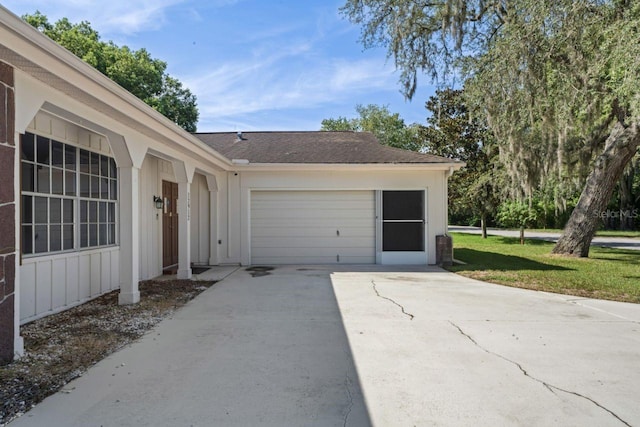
[{"x1": 0, "y1": 61, "x2": 16, "y2": 364}]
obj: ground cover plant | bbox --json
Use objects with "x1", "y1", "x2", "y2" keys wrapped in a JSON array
[
  {"x1": 448, "y1": 233, "x2": 640, "y2": 303},
  {"x1": 0, "y1": 279, "x2": 215, "y2": 426}
]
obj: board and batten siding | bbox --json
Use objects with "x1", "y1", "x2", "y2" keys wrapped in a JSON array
[
  {"x1": 20, "y1": 248, "x2": 119, "y2": 323},
  {"x1": 250, "y1": 191, "x2": 375, "y2": 264},
  {"x1": 190, "y1": 173, "x2": 210, "y2": 265},
  {"x1": 138, "y1": 155, "x2": 162, "y2": 280}
]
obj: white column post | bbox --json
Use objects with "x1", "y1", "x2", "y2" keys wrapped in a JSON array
[
  {"x1": 118, "y1": 166, "x2": 141, "y2": 304},
  {"x1": 206, "y1": 175, "x2": 219, "y2": 266}
]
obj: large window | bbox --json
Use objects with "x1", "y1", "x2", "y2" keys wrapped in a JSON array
[{"x1": 21, "y1": 132, "x2": 118, "y2": 256}]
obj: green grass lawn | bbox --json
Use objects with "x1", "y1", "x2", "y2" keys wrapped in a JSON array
[{"x1": 448, "y1": 233, "x2": 640, "y2": 303}]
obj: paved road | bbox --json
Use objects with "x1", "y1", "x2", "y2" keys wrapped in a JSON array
[
  {"x1": 11, "y1": 266, "x2": 640, "y2": 426},
  {"x1": 449, "y1": 225, "x2": 640, "y2": 251}
]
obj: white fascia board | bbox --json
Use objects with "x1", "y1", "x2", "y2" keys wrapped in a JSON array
[
  {"x1": 0, "y1": 6, "x2": 232, "y2": 171},
  {"x1": 230, "y1": 162, "x2": 466, "y2": 172}
]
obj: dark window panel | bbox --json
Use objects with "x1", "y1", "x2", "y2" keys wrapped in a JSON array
[
  {"x1": 63, "y1": 225, "x2": 74, "y2": 250},
  {"x1": 89, "y1": 224, "x2": 98, "y2": 246},
  {"x1": 383, "y1": 191, "x2": 424, "y2": 221},
  {"x1": 22, "y1": 133, "x2": 35, "y2": 161},
  {"x1": 100, "y1": 155, "x2": 109, "y2": 177},
  {"x1": 79, "y1": 173, "x2": 90, "y2": 198},
  {"x1": 21, "y1": 162, "x2": 35, "y2": 192},
  {"x1": 90, "y1": 175, "x2": 99, "y2": 198},
  {"x1": 109, "y1": 158, "x2": 117, "y2": 179},
  {"x1": 90, "y1": 152, "x2": 100, "y2": 175},
  {"x1": 36, "y1": 165, "x2": 50, "y2": 193},
  {"x1": 34, "y1": 225, "x2": 48, "y2": 253},
  {"x1": 65, "y1": 145, "x2": 76, "y2": 171},
  {"x1": 22, "y1": 195, "x2": 33, "y2": 224},
  {"x1": 34, "y1": 197, "x2": 48, "y2": 224},
  {"x1": 80, "y1": 224, "x2": 88, "y2": 248},
  {"x1": 109, "y1": 223, "x2": 116, "y2": 245},
  {"x1": 51, "y1": 140, "x2": 64, "y2": 168},
  {"x1": 108, "y1": 203, "x2": 116, "y2": 223},
  {"x1": 99, "y1": 224, "x2": 107, "y2": 246},
  {"x1": 51, "y1": 168, "x2": 64, "y2": 195},
  {"x1": 98, "y1": 202, "x2": 107, "y2": 223},
  {"x1": 65, "y1": 171, "x2": 76, "y2": 196},
  {"x1": 36, "y1": 136, "x2": 50, "y2": 165},
  {"x1": 50, "y1": 198, "x2": 61, "y2": 224},
  {"x1": 63, "y1": 199, "x2": 73, "y2": 223},
  {"x1": 22, "y1": 225, "x2": 33, "y2": 254},
  {"x1": 110, "y1": 179, "x2": 117, "y2": 200},
  {"x1": 79, "y1": 149, "x2": 90, "y2": 173},
  {"x1": 100, "y1": 177, "x2": 109, "y2": 199},
  {"x1": 50, "y1": 225, "x2": 62, "y2": 252},
  {"x1": 89, "y1": 201, "x2": 98, "y2": 223},
  {"x1": 383, "y1": 222, "x2": 424, "y2": 252},
  {"x1": 80, "y1": 200, "x2": 88, "y2": 223}
]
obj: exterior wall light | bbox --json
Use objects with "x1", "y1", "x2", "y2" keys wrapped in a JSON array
[{"x1": 153, "y1": 196, "x2": 164, "y2": 210}]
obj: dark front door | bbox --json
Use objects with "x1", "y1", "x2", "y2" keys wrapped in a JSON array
[{"x1": 162, "y1": 180, "x2": 179, "y2": 270}]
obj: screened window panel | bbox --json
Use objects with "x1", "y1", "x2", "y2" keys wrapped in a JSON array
[
  {"x1": 383, "y1": 223, "x2": 425, "y2": 252},
  {"x1": 383, "y1": 191, "x2": 424, "y2": 220}
]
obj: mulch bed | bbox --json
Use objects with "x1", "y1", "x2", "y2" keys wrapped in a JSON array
[{"x1": 0, "y1": 279, "x2": 215, "y2": 426}]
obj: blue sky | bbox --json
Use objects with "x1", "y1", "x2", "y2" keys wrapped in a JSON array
[{"x1": 2, "y1": 0, "x2": 437, "y2": 132}]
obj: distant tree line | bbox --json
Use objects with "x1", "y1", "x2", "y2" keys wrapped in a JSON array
[{"x1": 322, "y1": 89, "x2": 640, "y2": 234}]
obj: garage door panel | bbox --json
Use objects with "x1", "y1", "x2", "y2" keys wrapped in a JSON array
[
  {"x1": 250, "y1": 191, "x2": 375, "y2": 265},
  {"x1": 252, "y1": 237, "x2": 375, "y2": 249},
  {"x1": 252, "y1": 209, "x2": 373, "y2": 220},
  {"x1": 252, "y1": 226, "x2": 374, "y2": 239},
  {"x1": 254, "y1": 246, "x2": 374, "y2": 257},
  {"x1": 253, "y1": 200, "x2": 375, "y2": 211},
  {"x1": 252, "y1": 191, "x2": 372, "y2": 202},
  {"x1": 251, "y1": 222, "x2": 375, "y2": 232},
  {"x1": 252, "y1": 255, "x2": 374, "y2": 265}
]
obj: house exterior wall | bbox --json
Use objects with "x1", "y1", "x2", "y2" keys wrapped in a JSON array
[
  {"x1": 19, "y1": 112, "x2": 120, "y2": 323},
  {"x1": 0, "y1": 60, "x2": 18, "y2": 363},
  {"x1": 230, "y1": 169, "x2": 448, "y2": 265}
]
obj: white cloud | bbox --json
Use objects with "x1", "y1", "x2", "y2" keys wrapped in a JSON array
[
  {"x1": 186, "y1": 53, "x2": 397, "y2": 126},
  {"x1": 1, "y1": 0, "x2": 220, "y2": 34}
]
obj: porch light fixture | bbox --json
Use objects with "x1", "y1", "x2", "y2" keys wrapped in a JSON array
[{"x1": 153, "y1": 196, "x2": 164, "y2": 210}]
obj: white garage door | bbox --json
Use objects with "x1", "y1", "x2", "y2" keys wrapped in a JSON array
[{"x1": 251, "y1": 191, "x2": 375, "y2": 264}]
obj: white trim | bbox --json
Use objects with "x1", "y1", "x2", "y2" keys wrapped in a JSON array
[
  {"x1": 231, "y1": 162, "x2": 465, "y2": 172},
  {"x1": 381, "y1": 252, "x2": 428, "y2": 265}
]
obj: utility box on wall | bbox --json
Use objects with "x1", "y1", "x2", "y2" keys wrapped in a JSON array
[{"x1": 436, "y1": 235, "x2": 453, "y2": 267}]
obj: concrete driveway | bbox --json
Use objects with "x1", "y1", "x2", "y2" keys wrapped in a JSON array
[{"x1": 10, "y1": 266, "x2": 640, "y2": 426}]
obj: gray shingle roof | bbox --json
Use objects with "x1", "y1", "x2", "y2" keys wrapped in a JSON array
[{"x1": 193, "y1": 131, "x2": 461, "y2": 164}]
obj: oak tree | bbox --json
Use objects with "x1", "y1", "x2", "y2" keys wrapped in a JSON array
[{"x1": 341, "y1": 0, "x2": 640, "y2": 256}]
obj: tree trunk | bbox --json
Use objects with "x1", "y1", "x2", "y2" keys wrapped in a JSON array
[
  {"x1": 481, "y1": 213, "x2": 488, "y2": 239},
  {"x1": 520, "y1": 226, "x2": 524, "y2": 245},
  {"x1": 553, "y1": 121, "x2": 640, "y2": 257}
]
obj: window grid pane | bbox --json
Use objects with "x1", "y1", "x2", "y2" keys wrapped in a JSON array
[{"x1": 21, "y1": 132, "x2": 118, "y2": 256}]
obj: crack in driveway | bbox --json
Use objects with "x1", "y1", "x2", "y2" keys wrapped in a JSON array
[
  {"x1": 448, "y1": 321, "x2": 631, "y2": 426},
  {"x1": 371, "y1": 280, "x2": 414, "y2": 320}
]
